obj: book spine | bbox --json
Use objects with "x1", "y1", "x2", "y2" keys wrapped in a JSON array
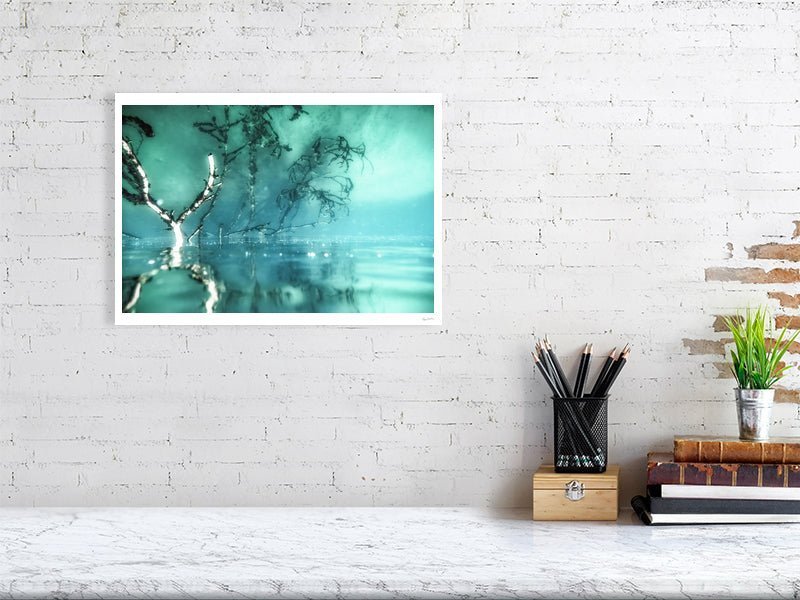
[
  {"x1": 630, "y1": 495, "x2": 652, "y2": 526},
  {"x1": 674, "y1": 439, "x2": 800, "y2": 464},
  {"x1": 647, "y1": 461, "x2": 800, "y2": 487}
]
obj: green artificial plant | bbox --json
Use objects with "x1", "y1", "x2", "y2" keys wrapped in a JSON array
[{"x1": 724, "y1": 307, "x2": 799, "y2": 390}]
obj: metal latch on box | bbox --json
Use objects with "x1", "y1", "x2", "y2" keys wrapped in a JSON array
[{"x1": 564, "y1": 480, "x2": 585, "y2": 501}]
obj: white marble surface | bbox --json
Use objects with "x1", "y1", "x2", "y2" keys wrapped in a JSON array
[{"x1": 0, "y1": 507, "x2": 798, "y2": 599}]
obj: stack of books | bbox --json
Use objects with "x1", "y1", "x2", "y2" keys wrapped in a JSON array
[{"x1": 632, "y1": 435, "x2": 800, "y2": 525}]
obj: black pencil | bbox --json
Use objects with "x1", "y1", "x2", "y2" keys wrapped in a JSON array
[
  {"x1": 533, "y1": 348, "x2": 583, "y2": 462},
  {"x1": 573, "y1": 343, "x2": 591, "y2": 398},
  {"x1": 598, "y1": 343, "x2": 628, "y2": 395},
  {"x1": 535, "y1": 342, "x2": 555, "y2": 389},
  {"x1": 589, "y1": 347, "x2": 616, "y2": 398},
  {"x1": 572, "y1": 343, "x2": 587, "y2": 397},
  {"x1": 598, "y1": 344, "x2": 630, "y2": 397},
  {"x1": 539, "y1": 340, "x2": 568, "y2": 398},
  {"x1": 532, "y1": 351, "x2": 562, "y2": 398},
  {"x1": 544, "y1": 336, "x2": 572, "y2": 397}
]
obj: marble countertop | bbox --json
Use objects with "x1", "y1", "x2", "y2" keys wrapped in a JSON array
[{"x1": 0, "y1": 507, "x2": 797, "y2": 599}]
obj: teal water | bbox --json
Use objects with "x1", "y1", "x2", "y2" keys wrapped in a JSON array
[
  {"x1": 120, "y1": 103, "x2": 435, "y2": 314},
  {"x1": 121, "y1": 238, "x2": 434, "y2": 314}
]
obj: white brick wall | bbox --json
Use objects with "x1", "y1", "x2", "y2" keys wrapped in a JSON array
[{"x1": 2, "y1": 0, "x2": 800, "y2": 507}]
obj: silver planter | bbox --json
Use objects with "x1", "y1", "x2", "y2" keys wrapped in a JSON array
[{"x1": 735, "y1": 388, "x2": 775, "y2": 441}]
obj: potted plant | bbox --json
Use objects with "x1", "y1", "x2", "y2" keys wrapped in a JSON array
[{"x1": 724, "y1": 307, "x2": 799, "y2": 441}]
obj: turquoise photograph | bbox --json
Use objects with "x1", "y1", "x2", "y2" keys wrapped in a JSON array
[{"x1": 115, "y1": 93, "x2": 441, "y2": 325}]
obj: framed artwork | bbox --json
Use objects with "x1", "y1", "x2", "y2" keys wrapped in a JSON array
[{"x1": 115, "y1": 93, "x2": 441, "y2": 325}]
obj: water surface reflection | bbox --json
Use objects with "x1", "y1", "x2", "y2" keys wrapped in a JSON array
[{"x1": 121, "y1": 238, "x2": 434, "y2": 314}]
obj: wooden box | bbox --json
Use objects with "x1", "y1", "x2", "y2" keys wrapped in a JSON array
[{"x1": 533, "y1": 465, "x2": 619, "y2": 521}]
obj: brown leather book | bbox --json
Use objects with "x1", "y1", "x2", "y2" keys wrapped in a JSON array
[
  {"x1": 674, "y1": 435, "x2": 800, "y2": 464},
  {"x1": 647, "y1": 452, "x2": 800, "y2": 487}
]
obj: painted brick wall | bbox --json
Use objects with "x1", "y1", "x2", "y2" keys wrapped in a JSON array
[{"x1": 2, "y1": 0, "x2": 800, "y2": 507}]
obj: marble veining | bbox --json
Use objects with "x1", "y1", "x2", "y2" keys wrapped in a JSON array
[{"x1": 0, "y1": 507, "x2": 798, "y2": 599}]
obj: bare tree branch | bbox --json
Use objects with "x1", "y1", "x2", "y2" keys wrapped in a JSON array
[
  {"x1": 177, "y1": 154, "x2": 217, "y2": 225},
  {"x1": 272, "y1": 136, "x2": 366, "y2": 232},
  {"x1": 121, "y1": 138, "x2": 174, "y2": 228},
  {"x1": 123, "y1": 107, "x2": 367, "y2": 248}
]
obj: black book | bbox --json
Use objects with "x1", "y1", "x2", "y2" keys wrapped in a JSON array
[
  {"x1": 631, "y1": 495, "x2": 800, "y2": 525},
  {"x1": 649, "y1": 494, "x2": 800, "y2": 514}
]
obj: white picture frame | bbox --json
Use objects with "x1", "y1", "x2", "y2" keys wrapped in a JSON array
[{"x1": 115, "y1": 93, "x2": 442, "y2": 326}]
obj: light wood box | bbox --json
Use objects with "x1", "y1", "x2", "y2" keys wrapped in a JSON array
[{"x1": 533, "y1": 465, "x2": 620, "y2": 521}]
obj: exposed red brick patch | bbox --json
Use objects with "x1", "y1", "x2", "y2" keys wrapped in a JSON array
[
  {"x1": 794, "y1": 221, "x2": 800, "y2": 239},
  {"x1": 765, "y1": 338, "x2": 800, "y2": 354},
  {"x1": 713, "y1": 315, "x2": 739, "y2": 332},
  {"x1": 747, "y1": 243, "x2": 800, "y2": 261},
  {"x1": 714, "y1": 362, "x2": 735, "y2": 379},
  {"x1": 683, "y1": 337, "x2": 798, "y2": 355},
  {"x1": 714, "y1": 317, "x2": 800, "y2": 345},
  {"x1": 768, "y1": 292, "x2": 800, "y2": 308},
  {"x1": 705, "y1": 267, "x2": 800, "y2": 284},
  {"x1": 776, "y1": 389, "x2": 800, "y2": 403},
  {"x1": 775, "y1": 315, "x2": 800, "y2": 330},
  {"x1": 682, "y1": 338, "x2": 728, "y2": 355},
  {"x1": 714, "y1": 361, "x2": 786, "y2": 378}
]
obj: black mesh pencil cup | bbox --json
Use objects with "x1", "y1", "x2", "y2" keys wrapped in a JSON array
[{"x1": 553, "y1": 396, "x2": 608, "y2": 473}]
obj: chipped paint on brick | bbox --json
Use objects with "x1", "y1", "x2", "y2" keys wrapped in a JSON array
[
  {"x1": 705, "y1": 267, "x2": 800, "y2": 285},
  {"x1": 747, "y1": 243, "x2": 800, "y2": 262},
  {"x1": 769, "y1": 292, "x2": 800, "y2": 309},
  {"x1": 683, "y1": 338, "x2": 728, "y2": 355},
  {"x1": 713, "y1": 315, "x2": 739, "y2": 332},
  {"x1": 776, "y1": 389, "x2": 800, "y2": 403},
  {"x1": 714, "y1": 362, "x2": 735, "y2": 379},
  {"x1": 775, "y1": 315, "x2": 800, "y2": 330}
]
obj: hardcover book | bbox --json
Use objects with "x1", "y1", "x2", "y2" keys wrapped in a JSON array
[
  {"x1": 647, "y1": 452, "x2": 800, "y2": 487},
  {"x1": 649, "y1": 484, "x2": 800, "y2": 501},
  {"x1": 674, "y1": 435, "x2": 800, "y2": 464},
  {"x1": 631, "y1": 495, "x2": 800, "y2": 525},
  {"x1": 647, "y1": 494, "x2": 800, "y2": 514}
]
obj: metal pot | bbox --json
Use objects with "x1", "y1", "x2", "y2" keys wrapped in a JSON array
[{"x1": 735, "y1": 388, "x2": 775, "y2": 441}]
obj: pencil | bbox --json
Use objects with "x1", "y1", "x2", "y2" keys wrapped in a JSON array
[
  {"x1": 598, "y1": 343, "x2": 629, "y2": 394},
  {"x1": 573, "y1": 343, "x2": 591, "y2": 398},
  {"x1": 539, "y1": 340, "x2": 568, "y2": 398},
  {"x1": 544, "y1": 336, "x2": 572, "y2": 398},
  {"x1": 535, "y1": 342, "x2": 555, "y2": 388},
  {"x1": 532, "y1": 351, "x2": 562, "y2": 398},
  {"x1": 598, "y1": 344, "x2": 630, "y2": 397},
  {"x1": 589, "y1": 347, "x2": 616, "y2": 397},
  {"x1": 534, "y1": 349, "x2": 582, "y2": 461}
]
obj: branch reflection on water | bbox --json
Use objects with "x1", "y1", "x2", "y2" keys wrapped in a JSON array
[{"x1": 121, "y1": 238, "x2": 434, "y2": 315}]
